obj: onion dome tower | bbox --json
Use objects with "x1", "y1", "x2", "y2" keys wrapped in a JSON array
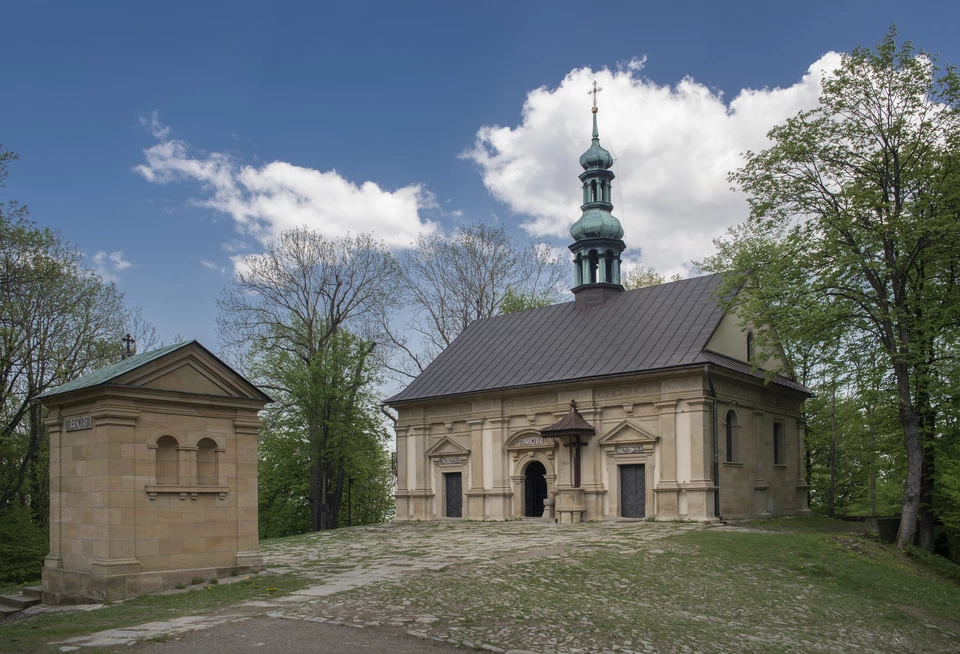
[{"x1": 570, "y1": 82, "x2": 626, "y2": 310}]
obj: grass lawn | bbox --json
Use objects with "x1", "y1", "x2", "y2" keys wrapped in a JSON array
[
  {"x1": 318, "y1": 517, "x2": 960, "y2": 653},
  {"x1": 0, "y1": 573, "x2": 307, "y2": 654}
]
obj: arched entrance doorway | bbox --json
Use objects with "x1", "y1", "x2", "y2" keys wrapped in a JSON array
[{"x1": 524, "y1": 461, "x2": 547, "y2": 517}]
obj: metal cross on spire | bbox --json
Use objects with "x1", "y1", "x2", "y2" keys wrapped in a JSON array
[
  {"x1": 122, "y1": 333, "x2": 135, "y2": 359},
  {"x1": 588, "y1": 80, "x2": 603, "y2": 110}
]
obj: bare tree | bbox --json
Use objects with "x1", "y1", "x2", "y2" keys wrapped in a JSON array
[
  {"x1": 217, "y1": 227, "x2": 401, "y2": 530},
  {"x1": 382, "y1": 224, "x2": 565, "y2": 380},
  {"x1": 124, "y1": 305, "x2": 161, "y2": 354}
]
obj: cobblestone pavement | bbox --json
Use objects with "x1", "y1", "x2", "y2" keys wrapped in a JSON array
[
  {"x1": 50, "y1": 520, "x2": 959, "y2": 653},
  {"x1": 263, "y1": 519, "x2": 703, "y2": 599},
  {"x1": 53, "y1": 520, "x2": 702, "y2": 650}
]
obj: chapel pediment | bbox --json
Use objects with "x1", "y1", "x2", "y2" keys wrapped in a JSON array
[
  {"x1": 425, "y1": 436, "x2": 471, "y2": 457},
  {"x1": 597, "y1": 420, "x2": 658, "y2": 445},
  {"x1": 116, "y1": 348, "x2": 262, "y2": 400},
  {"x1": 37, "y1": 340, "x2": 271, "y2": 403}
]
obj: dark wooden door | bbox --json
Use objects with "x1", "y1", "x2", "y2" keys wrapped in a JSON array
[
  {"x1": 524, "y1": 462, "x2": 547, "y2": 517},
  {"x1": 445, "y1": 472, "x2": 462, "y2": 518},
  {"x1": 620, "y1": 464, "x2": 646, "y2": 518}
]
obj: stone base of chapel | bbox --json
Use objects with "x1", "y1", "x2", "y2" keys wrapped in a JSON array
[{"x1": 41, "y1": 552, "x2": 265, "y2": 605}]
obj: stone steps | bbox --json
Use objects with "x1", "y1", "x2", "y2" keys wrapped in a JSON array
[{"x1": 0, "y1": 590, "x2": 42, "y2": 617}]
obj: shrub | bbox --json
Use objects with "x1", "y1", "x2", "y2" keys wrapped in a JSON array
[{"x1": 0, "y1": 504, "x2": 46, "y2": 584}]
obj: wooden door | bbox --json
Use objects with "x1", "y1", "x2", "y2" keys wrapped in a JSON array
[
  {"x1": 445, "y1": 472, "x2": 462, "y2": 518},
  {"x1": 620, "y1": 464, "x2": 646, "y2": 518}
]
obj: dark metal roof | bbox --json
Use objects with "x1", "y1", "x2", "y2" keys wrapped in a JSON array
[
  {"x1": 699, "y1": 350, "x2": 810, "y2": 394},
  {"x1": 541, "y1": 401, "x2": 597, "y2": 437},
  {"x1": 386, "y1": 274, "x2": 809, "y2": 405}
]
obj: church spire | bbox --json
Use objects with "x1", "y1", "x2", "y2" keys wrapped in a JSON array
[{"x1": 569, "y1": 82, "x2": 626, "y2": 309}]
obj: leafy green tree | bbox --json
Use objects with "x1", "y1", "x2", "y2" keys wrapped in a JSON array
[
  {"x1": 0, "y1": 147, "x2": 127, "y2": 516},
  {"x1": 219, "y1": 228, "x2": 400, "y2": 531},
  {"x1": 500, "y1": 286, "x2": 558, "y2": 314},
  {"x1": 700, "y1": 29, "x2": 960, "y2": 549},
  {"x1": 621, "y1": 265, "x2": 682, "y2": 290}
]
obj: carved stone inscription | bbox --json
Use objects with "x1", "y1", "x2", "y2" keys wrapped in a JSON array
[
  {"x1": 517, "y1": 437, "x2": 545, "y2": 446},
  {"x1": 616, "y1": 445, "x2": 645, "y2": 455},
  {"x1": 439, "y1": 457, "x2": 462, "y2": 465},
  {"x1": 64, "y1": 416, "x2": 93, "y2": 431}
]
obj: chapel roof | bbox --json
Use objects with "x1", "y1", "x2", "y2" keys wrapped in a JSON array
[
  {"x1": 37, "y1": 340, "x2": 272, "y2": 402},
  {"x1": 385, "y1": 273, "x2": 809, "y2": 405}
]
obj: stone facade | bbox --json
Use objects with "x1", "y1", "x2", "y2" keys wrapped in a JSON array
[
  {"x1": 394, "y1": 361, "x2": 810, "y2": 523},
  {"x1": 40, "y1": 342, "x2": 269, "y2": 604}
]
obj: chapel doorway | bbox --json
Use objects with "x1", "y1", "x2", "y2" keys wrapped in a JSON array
[
  {"x1": 620, "y1": 464, "x2": 646, "y2": 518},
  {"x1": 444, "y1": 472, "x2": 462, "y2": 518},
  {"x1": 524, "y1": 461, "x2": 548, "y2": 517}
]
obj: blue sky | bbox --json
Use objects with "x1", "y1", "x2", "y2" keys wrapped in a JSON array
[{"x1": 2, "y1": 1, "x2": 958, "y2": 351}]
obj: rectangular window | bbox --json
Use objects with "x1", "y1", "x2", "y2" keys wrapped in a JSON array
[{"x1": 773, "y1": 422, "x2": 784, "y2": 465}]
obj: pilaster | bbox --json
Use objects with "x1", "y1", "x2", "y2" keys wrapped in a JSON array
[
  {"x1": 654, "y1": 400, "x2": 679, "y2": 518},
  {"x1": 752, "y1": 409, "x2": 770, "y2": 518},
  {"x1": 680, "y1": 398, "x2": 717, "y2": 522}
]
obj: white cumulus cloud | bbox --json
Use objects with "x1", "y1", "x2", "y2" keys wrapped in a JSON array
[
  {"x1": 134, "y1": 115, "x2": 438, "y2": 252},
  {"x1": 91, "y1": 250, "x2": 133, "y2": 282},
  {"x1": 200, "y1": 259, "x2": 227, "y2": 274},
  {"x1": 463, "y1": 53, "x2": 844, "y2": 277}
]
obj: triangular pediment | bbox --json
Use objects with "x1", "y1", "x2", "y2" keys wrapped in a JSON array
[
  {"x1": 597, "y1": 420, "x2": 659, "y2": 445},
  {"x1": 114, "y1": 343, "x2": 270, "y2": 402},
  {"x1": 425, "y1": 436, "x2": 471, "y2": 457}
]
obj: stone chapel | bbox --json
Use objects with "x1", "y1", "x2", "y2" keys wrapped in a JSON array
[
  {"x1": 386, "y1": 102, "x2": 812, "y2": 524},
  {"x1": 38, "y1": 341, "x2": 270, "y2": 603}
]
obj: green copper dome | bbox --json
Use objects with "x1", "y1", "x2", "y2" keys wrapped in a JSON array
[
  {"x1": 568, "y1": 98, "x2": 627, "y2": 293},
  {"x1": 579, "y1": 110, "x2": 614, "y2": 170},
  {"x1": 570, "y1": 208, "x2": 624, "y2": 241}
]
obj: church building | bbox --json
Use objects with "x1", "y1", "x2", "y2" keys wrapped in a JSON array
[{"x1": 386, "y1": 99, "x2": 812, "y2": 523}]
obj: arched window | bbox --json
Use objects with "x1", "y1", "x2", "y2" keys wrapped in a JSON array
[
  {"x1": 604, "y1": 249, "x2": 614, "y2": 283},
  {"x1": 747, "y1": 331, "x2": 755, "y2": 362},
  {"x1": 588, "y1": 250, "x2": 599, "y2": 284},
  {"x1": 156, "y1": 436, "x2": 179, "y2": 485},
  {"x1": 197, "y1": 438, "x2": 219, "y2": 485},
  {"x1": 724, "y1": 410, "x2": 738, "y2": 463}
]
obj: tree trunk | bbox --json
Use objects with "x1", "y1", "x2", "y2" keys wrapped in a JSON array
[
  {"x1": 918, "y1": 441, "x2": 936, "y2": 552},
  {"x1": 896, "y1": 403, "x2": 922, "y2": 549},
  {"x1": 870, "y1": 432, "x2": 877, "y2": 518},
  {"x1": 829, "y1": 388, "x2": 837, "y2": 518},
  {"x1": 310, "y1": 458, "x2": 322, "y2": 532}
]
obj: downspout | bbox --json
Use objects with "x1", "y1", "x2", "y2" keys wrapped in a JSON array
[{"x1": 704, "y1": 365, "x2": 721, "y2": 521}]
